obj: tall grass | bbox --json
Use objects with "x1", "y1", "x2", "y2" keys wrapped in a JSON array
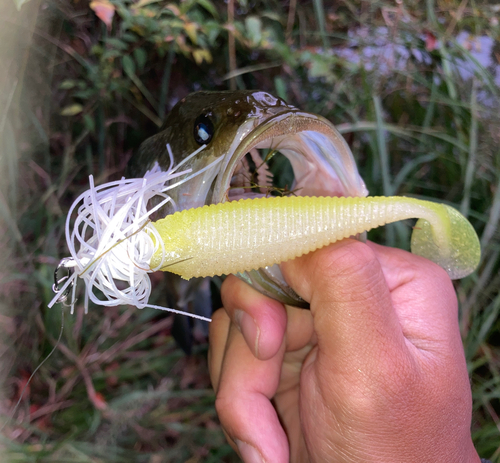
[{"x1": 2, "y1": 0, "x2": 500, "y2": 461}]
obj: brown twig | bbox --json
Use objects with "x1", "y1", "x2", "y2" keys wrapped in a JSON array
[
  {"x1": 29, "y1": 400, "x2": 74, "y2": 421},
  {"x1": 93, "y1": 315, "x2": 173, "y2": 365},
  {"x1": 446, "y1": 0, "x2": 468, "y2": 37}
]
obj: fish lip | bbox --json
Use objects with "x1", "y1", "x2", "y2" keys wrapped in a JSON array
[{"x1": 211, "y1": 110, "x2": 368, "y2": 203}]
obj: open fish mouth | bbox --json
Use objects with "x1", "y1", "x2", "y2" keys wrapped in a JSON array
[
  {"x1": 213, "y1": 109, "x2": 367, "y2": 202},
  {"x1": 207, "y1": 109, "x2": 368, "y2": 307}
]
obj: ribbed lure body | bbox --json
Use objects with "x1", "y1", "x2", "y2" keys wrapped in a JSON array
[{"x1": 150, "y1": 195, "x2": 480, "y2": 280}]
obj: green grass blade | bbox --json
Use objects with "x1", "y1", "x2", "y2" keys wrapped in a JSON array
[{"x1": 461, "y1": 78, "x2": 478, "y2": 218}]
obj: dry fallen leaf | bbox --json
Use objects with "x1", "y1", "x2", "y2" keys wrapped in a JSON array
[{"x1": 90, "y1": 0, "x2": 115, "y2": 30}]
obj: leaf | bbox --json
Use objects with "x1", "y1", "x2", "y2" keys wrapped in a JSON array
[
  {"x1": 261, "y1": 11, "x2": 282, "y2": 23},
  {"x1": 59, "y1": 80, "x2": 77, "y2": 90},
  {"x1": 83, "y1": 114, "x2": 96, "y2": 133},
  {"x1": 134, "y1": 0, "x2": 163, "y2": 9},
  {"x1": 106, "y1": 37, "x2": 128, "y2": 50},
  {"x1": 192, "y1": 48, "x2": 212, "y2": 65},
  {"x1": 122, "y1": 55, "x2": 136, "y2": 76},
  {"x1": 121, "y1": 32, "x2": 138, "y2": 42},
  {"x1": 102, "y1": 48, "x2": 122, "y2": 59},
  {"x1": 195, "y1": 0, "x2": 218, "y2": 18},
  {"x1": 184, "y1": 22, "x2": 198, "y2": 44},
  {"x1": 166, "y1": 4, "x2": 181, "y2": 16},
  {"x1": 133, "y1": 48, "x2": 147, "y2": 71},
  {"x1": 274, "y1": 76, "x2": 288, "y2": 101},
  {"x1": 203, "y1": 21, "x2": 222, "y2": 45},
  {"x1": 73, "y1": 89, "x2": 95, "y2": 99},
  {"x1": 245, "y1": 16, "x2": 262, "y2": 46},
  {"x1": 90, "y1": 0, "x2": 115, "y2": 29},
  {"x1": 60, "y1": 104, "x2": 83, "y2": 116}
]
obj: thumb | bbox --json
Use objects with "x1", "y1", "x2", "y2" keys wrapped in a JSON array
[{"x1": 280, "y1": 239, "x2": 407, "y2": 373}]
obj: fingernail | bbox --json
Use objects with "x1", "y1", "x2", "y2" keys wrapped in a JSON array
[
  {"x1": 235, "y1": 440, "x2": 264, "y2": 463},
  {"x1": 234, "y1": 310, "x2": 260, "y2": 357}
]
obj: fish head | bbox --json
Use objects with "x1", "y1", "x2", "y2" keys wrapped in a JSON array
[
  {"x1": 128, "y1": 90, "x2": 368, "y2": 307},
  {"x1": 129, "y1": 90, "x2": 297, "y2": 208}
]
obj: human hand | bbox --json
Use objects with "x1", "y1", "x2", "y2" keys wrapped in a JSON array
[{"x1": 208, "y1": 239, "x2": 480, "y2": 463}]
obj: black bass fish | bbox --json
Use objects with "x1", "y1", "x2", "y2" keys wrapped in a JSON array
[{"x1": 128, "y1": 90, "x2": 368, "y2": 307}]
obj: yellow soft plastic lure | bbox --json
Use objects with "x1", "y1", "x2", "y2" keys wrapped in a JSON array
[
  {"x1": 49, "y1": 159, "x2": 481, "y2": 320},
  {"x1": 151, "y1": 195, "x2": 480, "y2": 281}
]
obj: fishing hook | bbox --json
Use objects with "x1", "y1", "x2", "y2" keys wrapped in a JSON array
[{"x1": 52, "y1": 257, "x2": 76, "y2": 304}]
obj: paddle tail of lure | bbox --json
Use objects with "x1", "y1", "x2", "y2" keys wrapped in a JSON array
[{"x1": 149, "y1": 195, "x2": 481, "y2": 280}]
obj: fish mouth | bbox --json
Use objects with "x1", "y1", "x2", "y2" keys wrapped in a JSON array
[
  {"x1": 208, "y1": 110, "x2": 368, "y2": 307},
  {"x1": 212, "y1": 110, "x2": 367, "y2": 203}
]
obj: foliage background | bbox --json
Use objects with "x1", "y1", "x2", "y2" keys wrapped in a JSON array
[{"x1": 1, "y1": 0, "x2": 500, "y2": 461}]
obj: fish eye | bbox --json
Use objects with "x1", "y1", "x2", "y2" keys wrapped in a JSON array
[{"x1": 194, "y1": 114, "x2": 214, "y2": 145}]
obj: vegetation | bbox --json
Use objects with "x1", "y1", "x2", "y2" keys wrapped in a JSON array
[{"x1": 1, "y1": 0, "x2": 500, "y2": 461}]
